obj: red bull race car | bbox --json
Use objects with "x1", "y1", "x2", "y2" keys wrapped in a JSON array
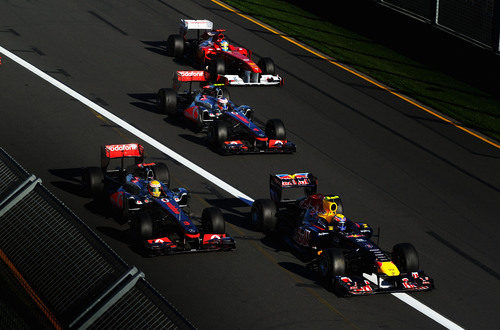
[
  {"x1": 82, "y1": 143, "x2": 236, "y2": 255},
  {"x1": 166, "y1": 19, "x2": 283, "y2": 86},
  {"x1": 250, "y1": 173, "x2": 433, "y2": 296},
  {"x1": 157, "y1": 71, "x2": 296, "y2": 155}
]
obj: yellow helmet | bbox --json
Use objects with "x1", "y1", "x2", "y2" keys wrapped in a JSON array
[{"x1": 148, "y1": 180, "x2": 161, "y2": 198}]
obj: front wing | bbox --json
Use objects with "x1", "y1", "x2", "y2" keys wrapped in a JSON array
[
  {"x1": 334, "y1": 271, "x2": 433, "y2": 296},
  {"x1": 223, "y1": 74, "x2": 283, "y2": 86},
  {"x1": 220, "y1": 140, "x2": 296, "y2": 155},
  {"x1": 144, "y1": 233, "x2": 236, "y2": 255}
]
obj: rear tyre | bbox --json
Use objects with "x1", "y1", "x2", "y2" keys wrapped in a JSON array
[
  {"x1": 392, "y1": 243, "x2": 419, "y2": 272},
  {"x1": 250, "y1": 199, "x2": 277, "y2": 234},
  {"x1": 258, "y1": 57, "x2": 276, "y2": 75},
  {"x1": 82, "y1": 167, "x2": 104, "y2": 199},
  {"x1": 157, "y1": 88, "x2": 177, "y2": 116},
  {"x1": 167, "y1": 34, "x2": 184, "y2": 59},
  {"x1": 152, "y1": 162, "x2": 170, "y2": 188},
  {"x1": 208, "y1": 120, "x2": 230, "y2": 146},
  {"x1": 265, "y1": 119, "x2": 286, "y2": 140},
  {"x1": 319, "y1": 248, "x2": 346, "y2": 291},
  {"x1": 201, "y1": 207, "x2": 225, "y2": 234}
]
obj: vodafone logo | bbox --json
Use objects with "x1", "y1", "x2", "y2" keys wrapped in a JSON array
[
  {"x1": 178, "y1": 71, "x2": 204, "y2": 77},
  {"x1": 155, "y1": 239, "x2": 164, "y2": 243},
  {"x1": 107, "y1": 144, "x2": 138, "y2": 152},
  {"x1": 210, "y1": 235, "x2": 221, "y2": 240}
]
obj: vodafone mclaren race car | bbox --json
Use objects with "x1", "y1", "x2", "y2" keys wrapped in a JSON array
[
  {"x1": 82, "y1": 143, "x2": 235, "y2": 255},
  {"x1": 250, "y1": 173, "x2": 433, "y2": 296},
  {"x1": 166, "y1": 19, "x2": 283, "y2": 86},
  {"x1": 157, "y1": 71, "x2": 296, "y2": 155}
]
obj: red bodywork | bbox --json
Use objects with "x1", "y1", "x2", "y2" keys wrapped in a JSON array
[{"x1": 196, "y1": 30, "x2": 261, "y2": 73}]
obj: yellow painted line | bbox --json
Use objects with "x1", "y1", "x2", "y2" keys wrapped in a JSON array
[
  {"x1": 211, "y1": 0, "x2": 500, "y2": 149},
  {"x1": 0, "y1": 249, "x2": 62, "y2": 330}
]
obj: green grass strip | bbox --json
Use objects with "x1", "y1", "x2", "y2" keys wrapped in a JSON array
[{"x1": 219, "y1": 0, "x2": 500, "y2": 142}]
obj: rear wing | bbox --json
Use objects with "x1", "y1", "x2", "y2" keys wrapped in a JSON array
[
  {"x1": 180, "y1": 19, "x2": 213, "y2": 37},
  {"x1": 173, "y1": 71, "x2": 228, "y2": 90},
  {"x1": 270, "y1": 172, "x2": 318, "y2": 203},
  {"x1": 100, "y1": 143, "x2": 144, "y2": 169}
]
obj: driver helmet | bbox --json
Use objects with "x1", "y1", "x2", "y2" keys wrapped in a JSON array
[
  {"x1": 220, "y1": 40, "x2": 229, "y2": 51},
  {"x1": 148, "y1": 180, "x2": 161, "y2": 198},
  {"x1": 333, "y1": 214, "x2": 347, "y2": 232},
  {"x1": 217, "y1": 97, "x2": 229, "y2": 111}
]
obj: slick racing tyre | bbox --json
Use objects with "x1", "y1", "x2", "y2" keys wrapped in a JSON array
[
  {"x1": 135, "y1": 212, "x2": 154, "y2": 240},
  {"x1": 392, "y1": 243, "x2": 419, "y2": 272},
  {"x1": 151, "y1": 162, "x2": 170, "y2": 188},
  {"x1": 209, "y1": 57, "x2": 225, "y2": 76},
  {"x1": 166, "y1": 34, "x2": 184, "y2": 59},
  {"x1": 250, "y1": 199, "x2": 277, "y2": 234},
  {"x1": 201, "y1": 207, "x2": 225, "y2": 234},
  {"x1": 157, "y1": 88, "x2": 177, "y2": 116},
  {"x1": 258, "y1": 57, "x2": 276, "y2": 75},
  {"x1": 82, "y1": 167, "x2": 104, "y2": 199},
  {"x1": 265, "y1": 119, "x2": 286, "y2": 140},
  {"x1": 208, "y1": 120, "x2": 230, "y2": 147},
  {"x1": 319, "y1": 248, "x2": 346, "y2": 291}
]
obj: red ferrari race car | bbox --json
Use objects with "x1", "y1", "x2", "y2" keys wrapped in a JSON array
[{"x1": 166, "y1": 19, "x2": 283, "y2": 86}]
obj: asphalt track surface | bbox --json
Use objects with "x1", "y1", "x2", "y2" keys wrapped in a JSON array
[{"x1": 0, "y1": 0, "x2": 499, "y2": 329}]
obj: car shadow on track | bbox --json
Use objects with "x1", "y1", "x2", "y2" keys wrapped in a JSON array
[
  {"x1": 49, "y1": 168, "x2": 88, "y2": 198},
  {"x1": 141, "y1": 40, "x2": 168, "y2": 57},
  {"x1": 128, "y1": 93, "x2": 161, "y2": 114}
]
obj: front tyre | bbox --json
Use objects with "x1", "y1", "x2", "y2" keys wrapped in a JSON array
[
  {"x1": 201, "y1": 207, "x2": 225, "y2": 234},
  {"x1": 392, "y1": 243, "x2": 419, "y2": 272},
  {"x1": 209, "y1": 57, "x2": 225, "y2": 77},
  {"x1": 258, "y1": 57, "x2": 276, "y2": 75},
  {"x1": 208, "y1": 120, "x2": 230, "y2": 147},
  {"x1": 319, "y1": 248, "x2": 346, "y2": 291},
  {"x1": 134, "y1": 212, "x2": 154, "y2": 240},
  {"x1": 265, "y1": 119, "x2": 286, "y2": 140}
]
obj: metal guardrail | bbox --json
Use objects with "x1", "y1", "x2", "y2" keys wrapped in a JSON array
[
  {"x1": 0, "y1": 147, "x2": 195, "y2": 329},
  {"x1": 377, "y1": 0, "x2": 500, "y2": 53}
]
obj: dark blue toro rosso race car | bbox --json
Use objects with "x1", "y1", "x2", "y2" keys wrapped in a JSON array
[
  {"x1": 82, "y1": 143, "x2": 235, "y2": 255},
  {"x1": 251, "y1": 173, "x2": 433, "y2": 296},
  {"x1": 157, "y1": 71, "x2": 296, "y2": 155}
]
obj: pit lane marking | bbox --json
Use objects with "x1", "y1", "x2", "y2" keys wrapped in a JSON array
[
  {"x1": 0, "y1": 45, "x2": 463, "y2": 330},
  {"x1": 210, "y1": 0, "x2": 500, "y2": 150}
]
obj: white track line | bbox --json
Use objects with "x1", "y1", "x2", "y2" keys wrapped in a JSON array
[{"x1": 0, "y1": 45, "x2": 464, "y2": 330}]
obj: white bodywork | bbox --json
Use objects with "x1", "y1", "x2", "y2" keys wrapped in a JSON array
[{"x1": 223, "y1": 74, "x2": 282, "y2": 86}]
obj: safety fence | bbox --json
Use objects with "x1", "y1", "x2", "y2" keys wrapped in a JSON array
[
  {"x1": 0, "y1": 147, "x2": 194, "y2": 329},
  {"x1": 376, "y1": 0, "x2": 500, "y2": 52}
]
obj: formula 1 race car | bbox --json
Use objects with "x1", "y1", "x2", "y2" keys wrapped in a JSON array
[
  {"x1": 250, "y1": 173, "x2": 433, "y2": 296},
  {"x1": 166, "y1": 19, "x2": 283, "y2": 86},
  {"x1": 157, "y1": 71, "x2": 296, "y2": 155},
  {"x1": 82, "y1": 143, "x2": 235, "y2": 255}
]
